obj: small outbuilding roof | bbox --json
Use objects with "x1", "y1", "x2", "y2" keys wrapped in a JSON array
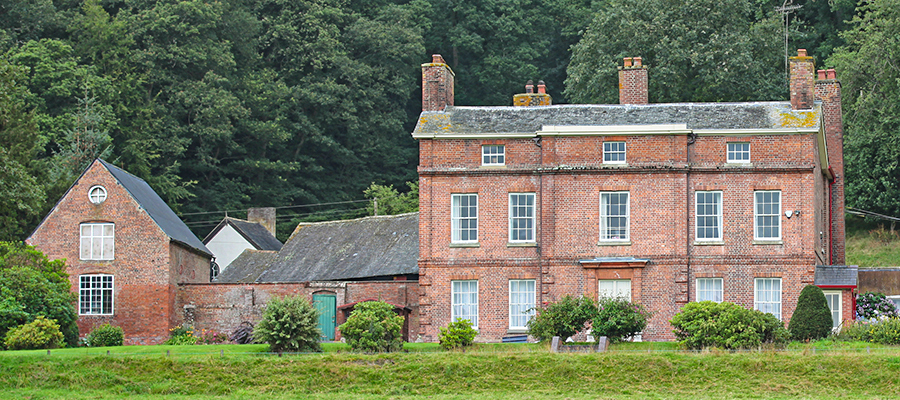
[
  {"x1": 814, "y1": 265, "x2": 858, "y2": 287},
  {"x1": 203, "y1": 217, "x2": 283, "y2": 251},
  {"x1": 216, "y1": 213, "x2": 418, "y2": 283}
]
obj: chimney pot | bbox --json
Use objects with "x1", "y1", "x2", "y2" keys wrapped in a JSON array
[
  {"x1": 432, "y1": 54, "x2": 445, "y2": 64},
  {"x1": 526, "y1": 80, "x2": 534, "y2": 94},
  {"x1": 797, "y1": 49, "x2": 808, "y2": 57},
  {"x1": 537, "y1": 80, "x2": 546, "y2": 94},
  {"x1": 817, "y1": 70, "x2": 827, "y2": 80},
  {"x1": 633, "y1": 57, "x2": 642, "y2": 67},
  {"x1": 827, "y1": 69, "x2": 837, "y2": 79},
  {"x1": 623, "y1": 57, "x2": 633, "y2": 67}
]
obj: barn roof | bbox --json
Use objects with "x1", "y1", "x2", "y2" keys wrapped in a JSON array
[{"x1": 203, "y1": 217, "x2": 283, "y2": 251}]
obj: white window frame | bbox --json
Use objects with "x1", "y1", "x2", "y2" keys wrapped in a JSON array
[
  {"x1": 88, "y1": 185, "x2": 107, "y2": 204},
  {"x1": 603, "y1": 141, "x2": 627, "y2": 164},
  {"x1": 482, "y1": 145, "x2": 505, "y2": 166},
  {"x1": 451, "y1": 280, "x2": 478, "y2": 328},
  {"x1": 696, "y1": 278, "x2": 723, "y2": 302},
  {"x1": 727, "y1": 142, "x2": 750, "y2": 163},
  {"x1": 508, "y1": 193, "x2": 535, "y2": 243},
  {"x1": 695, "y1": 191, "x2": 723, "y2": 242},
  {"x1": 79, "y1": 274, "x2": 114, "y2": 315},
  {"x1": 451, "y1": 194, "x2": 478, "y2": 244},
  {"x1": 754, "y1": 278, "x2": 782, "y2": 320},
  {"x1": 823, "y1": 290, "x2": 842, "y2": 332},
  {"x1": 80, "y1": 223, "x2": 115, "y2": 260},
  {"x1": 509, "y1": 279, "x2": 535, "y2": 330},
  {"x1": 754, "y1": 191, "x2": 782, "y2": 241},
  {"x1": 598, "y1": 279, "x2": 631, "y2": 301},
  {"x1": 599, "y1": 192, "x2": 630, "y2": 242}
]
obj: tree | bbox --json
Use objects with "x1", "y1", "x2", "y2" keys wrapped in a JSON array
[
  {"x1": 0, "y1": 242, "x2": 78, "y2": 347},
  {"x1": 0, "y1": 60, "x2": 45, "y2": 241},
  {"x1": 829, "y1": 0, "x2": 900, "y2": 218},
  {"x1": 788, "y1": 285, "x2": 833, "y2": 341},
  {"x1": 565, "y1": 0, "x2": 785, "y2": 104},
  {"x1": 364, "y1": 181, "x2": 418, "y2": 216}
]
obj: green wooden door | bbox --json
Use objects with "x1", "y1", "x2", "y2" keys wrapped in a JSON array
[{"x1": 313, "y1": 294, "x2": 336, "y2": 341}]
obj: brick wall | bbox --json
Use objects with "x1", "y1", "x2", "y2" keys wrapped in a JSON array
[
  {"x1": 618, "y1": 57, "x2": 649, "y2": 105},
  {"x1": 177, "y1": 281, "x2": 419, "y2": 339},
  {"x1": 417, "y1": 131, "x2": 825, "y2": 342},
  {"x1": 27, "y1": 160, "x2": 185, "y2": 345}
]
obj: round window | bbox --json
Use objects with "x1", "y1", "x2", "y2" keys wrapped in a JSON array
[{"x1": 88, "y1": 185, "x2": 107, "y2": 204}]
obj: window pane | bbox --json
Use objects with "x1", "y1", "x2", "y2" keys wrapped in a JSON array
[{"x1": 509, "y1": 193, "x2": 535, "y2": 242}]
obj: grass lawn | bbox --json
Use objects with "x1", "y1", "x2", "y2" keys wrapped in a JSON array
[
  {"x1": 2, "y1": 341, "x2": 900, "y2": 399},
  {"x1": 846, "y1": 214, "x2": 900, "y2": 267}
]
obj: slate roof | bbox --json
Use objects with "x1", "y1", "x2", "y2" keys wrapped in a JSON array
[
  {"x1": 413, "y1": 102, "x2": 821, "y2": 136},
  {"x1": 214, "y1": 249, "x2": 279, "y2": 283},
  {"x1": 814, "y1": 265, "x2": 858, "y2": 287},
  {"x1": 216, "y1": 213, "x2": 418, "y2": 283},
  {"x1": 99, "y1": 159, "x2": 212, "y2": 256},
  {"x1": 203, "y1": 217, "x2": 283, "y2": 251}
]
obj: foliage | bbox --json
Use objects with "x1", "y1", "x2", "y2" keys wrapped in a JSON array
[
  {"x1": 788, "y1": 285, "x2": 834, "y2": 341},
  {"x1": 830, "y1": 0, "x2": 900, "y2": 218},
  {"x1": 592, "y1": 297, "x2": 652, "y2": 343},
  {"x1": 526, "y1": 295, "x2": 598, "y2": 342},
  {"x1": 837, "y1": 318, "x2": 900, "y2": 345},
  {"x1": 0, "y1": 242, "x2": 77, "y2": 347},
  {"x1": 364, "y1": 181, "x2": 419, "y2": 215},
  {"x1": 196, "y1": 328, "x2": 228, "y2": 345},
  {"x1": 566, "y1": 0, "x2": 785, "y2": 104},
  {"x1": 856, "y1": 292, "x2": 899, "y2": 320},
  {"x1": 164, "y1": 325, "x2": 198, "y2": 346},
  {"x1": 670, "y1": 301, "x2": 789, "y2": 349},
  {"x1": 254, "y1": 295, "x2": 322, "y2": 353},
  {"x1": 85, "y1": 323, "x2": 124, "y2": 347},
  {"x1": 339, "y1": 301, "x2": 404, "y2": 353},
  {"x1": 438, "y1": 319, "x2": 477, "y2": 350},
  {"x1": 4, "y1": 316, "x2": 64, "y2": 350},
  {"x1": 230, "y1": 321, "x2": 255, "y2": 345}
]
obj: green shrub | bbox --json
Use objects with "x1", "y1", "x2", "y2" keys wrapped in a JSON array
[
  {"x1": 526, "y1": 295, "x2": 598, "y2": 342},
  {"x1": 4, "y1": 316, "x2": 64, "y2": 350},
  {"x1": 439, "y1": 319, "x2": 477, "y2": 350},
  {"x1": 339, "y1": 301, "x2": 404, "y2": 352},
  {"x1": 85, "y1": 323, "x2": 124, "y2": 347},
  {"x1": 592, "y1": 297, "x2": 652, "y2": 343},
  {"x1": 164, "y1": 324, "x2": 197, "y2": 345},
  {"x1": 856, "y1": 292, "x2": 899, "y2": 320},
  {"x1": 670, "y1": 301, "x2": 789, "y2": 350},
  {"x1": 254, "y1": 295, "x2": 321, "y2": 353},
  {"x1": 788, "y1": 285, "x2": 834, "y2": 341},
  {"x1": 837, "y1": 318, "x2": 900, "y2": 345}
]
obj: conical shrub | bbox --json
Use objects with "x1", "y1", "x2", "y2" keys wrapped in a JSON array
[{"x1": 788, "y1": 285, "x2": 834, "y2": 341}]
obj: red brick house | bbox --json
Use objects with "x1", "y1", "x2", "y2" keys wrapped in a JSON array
[
  {"x1": 413, "y1": 51, "x2": 854, "y2": 342},
  {"x1": 28, "y1": 159, "x2": 213, "y2": 345}
]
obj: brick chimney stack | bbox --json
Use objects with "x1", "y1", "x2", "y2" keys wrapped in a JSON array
[
  {"x1": 422, "y1": 54, "x2": 454, "y2": 112},
  {"x1": 513, "y1": 79, "x2": 552, "y2": 106},
  {"x1": 247, "y1": 207, "x2": 276, "y2": 236},
  {"x1": 618, "y1": 57, "x2": 649, "y2": 104},
  {"x1": 790, "y1": 49, "x2": 816, "y2": 110},
  {"x1": 815, "y1": 67, "x2": 845, "y2": 263}
]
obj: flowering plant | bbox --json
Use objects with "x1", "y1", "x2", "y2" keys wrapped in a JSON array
[
  {"x1": 197, "y1": 328, "x2": 228, "y2": 345},
  {"x1": 164, "y1": 324, "x2": 198, "y2": 345},
  {"x1": 856, "y1": 292, "x2": 899, "y2": 320}
]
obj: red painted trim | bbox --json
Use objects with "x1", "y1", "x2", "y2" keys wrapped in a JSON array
[
  {"x1": 828, "y1": 166, "x2": 836, "y2": 265},
  {"x1": 816, "y1": 285, "x2": 856, "y2": 289},
  {"x1": 852, "y1": 289, "x2": 857, "y2": 320}
]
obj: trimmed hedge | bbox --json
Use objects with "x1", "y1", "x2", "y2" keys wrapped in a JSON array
[
  {"x1": 670, "y1": 301, "x2": 789, "y2": 349},
  {"x1": 788, "y1": 285, "x2": 833, "y2": 341}
]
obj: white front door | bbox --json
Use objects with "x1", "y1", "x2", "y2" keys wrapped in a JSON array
[
  {"x1": 823, "y1": 291, "x2": 842, "y2": 332},
  {"x1": 598, "y1": 279, "x2": 631, "y2": 301}
]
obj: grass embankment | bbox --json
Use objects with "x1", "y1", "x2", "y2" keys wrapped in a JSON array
[
  {"x1": 2, "y1": 342, "x2": 900, "y2": 399},
  {"x1": 846, "y1": 214, "x2": 900, "y2": 267}
]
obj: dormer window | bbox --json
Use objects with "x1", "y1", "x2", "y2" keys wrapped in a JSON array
[
  {"x1": 89, "y1": 185, "x2": 107, "y2": 204},
  {"x1": 482, "y1": 145, "x2": 505, "y2": 166}
]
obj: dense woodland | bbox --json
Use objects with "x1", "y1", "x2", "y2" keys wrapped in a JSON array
[{"x1": 1, "y1": 0, "x2": 897, "y2": 242}]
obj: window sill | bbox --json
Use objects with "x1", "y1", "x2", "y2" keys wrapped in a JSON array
[
  {"x1": 724, "y1": 162, "x2": 753, "y2": 167},
  {"x1": 752, "y1": 240, "x2": 783, "y2": 245},
  {"x1": 693, "y1": 241, "x2": 725, "y2": 246},
  {"x1": 507, "y1": 242, "x2": 537, "y2": 247},
  {"x1": 480, "y1": 165, "x2": 507, "y2": 169},
  {"x1": 602, "y1": 163, "x2": 628, "y2": 168},
  {"x1": 449, "y1": 243, "x2": 480, "y2": 248},
  {"x1": 597, "y1": 241, "x2": 631, "y2": 246}
]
